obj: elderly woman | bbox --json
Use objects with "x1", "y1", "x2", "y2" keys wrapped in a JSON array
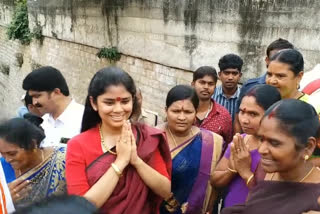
[
  {"x1": 222, "y1": 99, "x2": 320, "y2": 214},
  {"x1": 0, "y1": 118, "x2": 66, "y2": 208},
  {"x1": 159, "y1": 85, "x2": 223, "y2": 214}
]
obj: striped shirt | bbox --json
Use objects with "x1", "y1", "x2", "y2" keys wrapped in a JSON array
[{"x1": 213, "y1": 86, "x2": 240, "y2": 122}]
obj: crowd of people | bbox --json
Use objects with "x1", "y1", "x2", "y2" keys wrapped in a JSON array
[{"x1": 1, "y1": 38, "x2": 320, "y2": 214}]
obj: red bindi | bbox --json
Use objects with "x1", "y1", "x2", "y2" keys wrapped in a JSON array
[
  {"x1": 116, "y1": 97, "x2": 122, "y2": 101},
  {"x1": 268, "y1": 106, "x2": 278, "y2": 119}
]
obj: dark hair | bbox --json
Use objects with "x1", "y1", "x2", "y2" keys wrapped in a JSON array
[
  {"x1": 166, "y1": 85, "x2": 199, "y2": 109},
  {"x1": 81, "y1": 67, "x2": 137, "y2": 132},
  {"x1": 266, "y1": 38, "x2": 294, "y2": 58},
  {"x1": 263, "y1": 99, "x2": 320, "y2": 150},
  {"x1": 270, "y1": 49, "x2": 304, "y2": 76},
  {"x1": 243, "y1": 85, "x2": 281, "y2": 111},
  {"x1": 24, "y1": 91, "x2": 33, "y2": 106},
  {"x1": 14, "y1": 195, "x2": 98, "y2": 214},
  {"x1": 218, "y1": 54, "x2": 244, "y2": 73},
  {"x1": 22, "y1": 66, "x2": 70, "y2": 96},
  {"x1": 0, "y1": 118, "x2": 45, "y2": 150},
  {"x1": 23, "y1": 113, "x2": 44, "y2": 128},
  {"x1": 193, "y1": 66, "x2": 218, "y2": 83}
]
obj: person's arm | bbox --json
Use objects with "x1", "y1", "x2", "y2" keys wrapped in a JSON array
[
  {"x1": 132, "y1": 158, "x2": 171, "y2": 199},
  {"x1": 66, "y1": 139, "x2": 91, "y2": 195},
  {"x1": 211, "y1": 146, "x2": 237, "y2": 188},
  {"x1": 83, "y1": 158, "x2": 128, "y2": 208},
  {"x1": 130, "y1": 133, "x2": 171, "y2": 199}
]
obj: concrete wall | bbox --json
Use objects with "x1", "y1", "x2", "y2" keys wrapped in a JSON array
[
  {"x1": 0, "y1": 24, "x2": 192, "y2": 118},
  {"x1": 27, "y1": 0, "x2": 320, "y2": 81},
  {"x1": 1, "y1": 0, "x2": 320, "y2": 119}
]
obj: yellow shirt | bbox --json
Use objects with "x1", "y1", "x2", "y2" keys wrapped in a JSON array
[{"x1": 299, "y1": 94, "x2": 320, "y2": 114}]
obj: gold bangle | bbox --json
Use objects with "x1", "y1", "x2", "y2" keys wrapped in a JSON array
[
  {"x1": 246, "y1": 174, "x2": 254, "y2": 186},
  {"x1": 227, "y1": 167, "x2": 237, "y2": 173},
  {"x1": 111, "y1": 163, "x2": 122, "y2": 177}
]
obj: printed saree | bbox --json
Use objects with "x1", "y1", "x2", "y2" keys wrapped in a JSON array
[
  {"x1": 160, "y1": 129, "x2": 223, "y2": 214},
  {"x1": 85, "y1": 123, "x2": 172, "y2": 214},
  {"x1": 221, "y1": 181, "x2": 320, "y2": 214},
  {"x1": 1, "y1": 147, "x2": 66, "y2": 208}
]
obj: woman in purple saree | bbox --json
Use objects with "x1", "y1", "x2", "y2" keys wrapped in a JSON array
[
  {"x1": 159, "y1": 85, "x2": 223, "y2": 214},
  {"x1": 212, "y1": 85, "x2": 281, "y2": 208}
]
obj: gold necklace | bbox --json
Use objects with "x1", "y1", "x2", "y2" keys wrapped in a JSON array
[
  {"x1": 271, "y1": 166, "x2": 315, "y2": 182},
  {"x1": 167, "y1": 126, "x2": 194, "y2": 148},
  {"x1": 99, "y1": 124, "x2": 117, "y2": 155},
  {"x1": 299, "y1": 166, "x2": 315, "y2": 182}
]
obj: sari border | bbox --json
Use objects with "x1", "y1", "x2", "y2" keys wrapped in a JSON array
[
  {"x1": 18, "y1": 147, "x2": 58, "y2": 181},
  {"x1": 170, "y1": 132, "x2": 200, "y2": 153},
  {"x1": 186, "y1": 129, "x2": 214, "y2": 214},
  {"x1": 85, "y1": 151, "x2": 115, "y2": 172}
]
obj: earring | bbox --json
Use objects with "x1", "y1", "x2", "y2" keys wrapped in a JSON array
[{"x1": 304, "y1": 155, "x2": 310, "y2": 161}]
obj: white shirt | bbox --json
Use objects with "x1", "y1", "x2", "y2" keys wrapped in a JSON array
[
  {"x1": 0, "y1": 163, "x2": 15, "y2": 213},
  {"x1": 41, "y1": 100, "x2": 84, "y2": 147}
]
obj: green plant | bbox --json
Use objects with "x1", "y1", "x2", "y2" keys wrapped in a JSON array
[
  {"x1": 15, "y1": 53, "x2": 24, "y2": 67},
  {"x1": 31, "y1": 60, "x2": 42, "y2": 70},
  {"x1": 97, "y1": 47, "x2": 121, "y2": 62},
  {"x1": 32, "y1": 22, "x2": 43, "y2": 41},
  {"x1": 7, "y1": 0, "x2": 32, "y2": 45},
  {"x1": 0, "y1": 64, "x2": 10, "y2": 75}
]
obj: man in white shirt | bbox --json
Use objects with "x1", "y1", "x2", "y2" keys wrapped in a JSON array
[
  {"x1": 0, "y1": 163, "x2": 15, "y2": 213},
  {"x1": 22, "y1": 66, "x2": 84, "y2": 147}
]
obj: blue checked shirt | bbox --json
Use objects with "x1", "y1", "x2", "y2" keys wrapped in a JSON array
[{"x1": 212, "y1": 86, "x2": 240, "y2": 123}]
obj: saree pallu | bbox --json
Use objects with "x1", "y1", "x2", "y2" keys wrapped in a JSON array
[
  {"x1": 85, "y1": 123, "x2": 172, "y2": 214},
  {"x1": 9, "y1": 147, "x2": 66, "y2": 208},
  {"x1": 160, "y1": 129, "x2": 223, "y2": 214},
  {"x1": 221, "y1": 181, "x2": 320, "y2": 214}
]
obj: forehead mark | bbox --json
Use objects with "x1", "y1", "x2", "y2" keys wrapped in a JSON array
[
  {"x1": 268, "y1": 105, "x2": 279, "y2": 119},
  {"x1": 116, "y1": 97, "x2": 122, "y2": 101}
]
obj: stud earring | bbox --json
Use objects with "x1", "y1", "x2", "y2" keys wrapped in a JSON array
[{"x1": 304, "y1": 155, "x2": 310, "y2": 161}]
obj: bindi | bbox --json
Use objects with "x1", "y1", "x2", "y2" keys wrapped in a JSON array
[
  {"x1": 116, "y1": 97, "x2": 122, "y2": 101},
  {"x1": 268, "y1": 106, "x2": 279, "y2": 119}
]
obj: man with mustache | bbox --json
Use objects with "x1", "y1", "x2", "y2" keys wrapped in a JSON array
[
  {"x1": 22, "y1": 66, "x2": 84, "y2": 147},
  {"x1": 213, "y1": 54, "x2": 243, "y2": 123},
  {"x1": 192, "y1": 66, "x2": 232, "y2": 146}
]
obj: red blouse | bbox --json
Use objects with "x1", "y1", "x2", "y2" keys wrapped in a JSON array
[{"x1": 66, "y1": 126, "x2": 169, "y2": 196}]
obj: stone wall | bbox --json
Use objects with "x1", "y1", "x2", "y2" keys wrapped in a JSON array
[
  {"x1": 27, "y1": 0, "x2": 320, "y2": 81},
  {"x1": 0, "y1": 23, "x2": 192, "y2": 119},
  {"x1": 1, "y1": 0, "x2": 320, "y2": 119}
]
